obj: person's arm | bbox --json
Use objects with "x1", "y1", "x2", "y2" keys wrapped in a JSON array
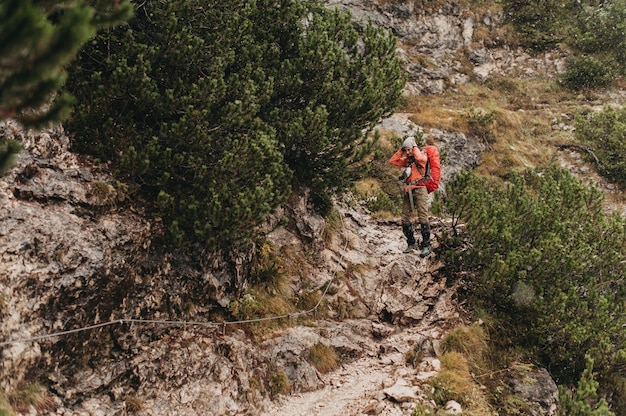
[{"x1": 389, "y1": 149, "x2": 407, "y2": 167}]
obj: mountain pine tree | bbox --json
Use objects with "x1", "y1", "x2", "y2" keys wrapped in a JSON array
[
  {"x1": 0, "y1": 0, "x2": 133, "y2": 127},
  {"x1": 559, "y1": 356, "x2": 614, "y2": 416},
  {"x1": 443, "y1": 167, "x2": 626, "y2": 396},
  {"x1": 259, "y1": 5, "x2": 405, "y2": 212},
  {"x1": 64, "y1": 0, "x2": 405, "y2": 247},
  {"x1": 575, "y1": 105, "x2": 626, "y2": 188},
  {"x1": 0, "y1": 0, "x2": 133, "y2": 175}
]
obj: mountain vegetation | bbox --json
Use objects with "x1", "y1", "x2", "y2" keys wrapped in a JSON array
[
  {"x1": 503, "y1": 0, "x2": 626, "y2": 90},
  {"x1": 370, "y1": 0, "x2": 626, "y2": 412},
  {"x1": 1, "y1": 0, "x2": 626, "y2": 414},
  {"x1": 0, "y1": 0, "x2": 133, "y2": 174},
  {"x1": 442, "y1": 3, "x2": 626, "y2": 409},
  {"x1": 63, "y1": 0, "x2": 405, "y2": 248},
  {"x1": 576, "y1": 106, "x2": 626, "y2": 188},
  {"x1": 441, "y1": 166, "x2": 625, "y2": 412}
]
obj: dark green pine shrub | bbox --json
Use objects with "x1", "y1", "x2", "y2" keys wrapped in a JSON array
[
  {"x1": 443, "y1": 167, "x2": 626, "y2": 398},
  {"x1": 503, "y1": 0, "x2": 626, "y2": 81},
  {"x1": 558, "y1": 356, "x2": 614, "y2": 416},
  {"x1": 501, "y1": 0, "x2": 570, "y2": 51},
  {"x1": 559, "y1": 55, "x2": 615, "y2": 91},
  {"x1": 568, "y1": 0, "x2": 626, "y2": 69},
  {"x1": 266, "y1": 6, "x2": 405, "y2": 213},
  {"x1": 0, "y1": 0, "x2": 133, "y2": 128},
  {"x1": 575, "y1": 105, "x2": 626, "y2": 189},
  {"x1": 0, "y1": 0, "x2": 132, "y2": 177},
  {"x1": 64, "y1": 0, "x2": 404, "y2": 247}
]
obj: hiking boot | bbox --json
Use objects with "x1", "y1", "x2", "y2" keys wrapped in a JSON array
[
  {"x1": 402, "y1": 223, "x2": 417, "y2": 253},
  {"x1": 419, "y1": 223, "x2": 431, "y2": 258},
  {"x1": 403, "y1": 244, "x2": 417, "y2": 253},
  {"x1": 402, "y1": 224, "x2": 416, "y2": 245}
]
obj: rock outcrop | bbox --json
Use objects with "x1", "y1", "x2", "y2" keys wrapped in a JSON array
[
  {"x1": 0, "y1": 0, "x2": 576, "y2": 414},
  {"x1": 0, "y1": 122, "x2": 152, "y2": 392},
  {"x1": 330, "y1": 0, "x2": 567, "y2": 95},
  {"x1": 0, "y1": 111, "x2": 560, "y2": 415}
]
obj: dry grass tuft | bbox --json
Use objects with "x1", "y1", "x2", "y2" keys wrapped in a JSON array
[
  {"x1": 297, "y1": 289, "x2": 323, "y2": 312},
  {"x1": 125, "y1": 396, "x2": 143, "y2": 413},
  {"x1": 309, "y1": 342, "x2": 339, "y2": 374},
  {"x1": 355, "y1": 178, "x2": 382, "y2": 199},
  {"x1": 407, "y1": 105, "x2": 463, "y2": 133},
  {"x1": 422, "y1": 325, "x2": 495, "y2": 414},
  {"x1": 268, "y1": 365, "x2": 291, "y2": 396},
  {"x1": 227, "y1": 242, "x2": 303, "y2": 334},
  {"x1": 440, "y1": 324, "x2": 488, "y2": 371},
  {"x1": 6, "y1": 383, "x2": 55, "y2": 414},
  {"x1": 430, "y1": 351, "x2": 492, "y2": 413}
]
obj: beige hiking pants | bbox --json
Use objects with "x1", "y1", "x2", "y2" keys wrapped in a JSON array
[{"x1": 401, "y1": 186, "x2": 429, "y2": 225}]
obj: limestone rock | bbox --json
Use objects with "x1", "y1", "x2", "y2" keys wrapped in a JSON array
[
  {"x1": 444, "y1": 400, "x2": 462, "y2": 414},
  {"x1": 508, "y1": 366, "x2": 559, "y2": 416},
  {"x1": 383, "y1": 379, "x2": 418, "y2": 403}
]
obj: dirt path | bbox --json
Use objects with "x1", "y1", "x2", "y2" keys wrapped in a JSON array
[
  {"x1": 263, "y1": 297, "x2": 460, "y2": 415},
  {"x1": 262, "y1": 204, "x2": 464, "y2": 416}
]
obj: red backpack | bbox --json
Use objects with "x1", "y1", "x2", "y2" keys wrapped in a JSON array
[{"x1": 422, "y1": 145, "x2": 441, "y2": 193}]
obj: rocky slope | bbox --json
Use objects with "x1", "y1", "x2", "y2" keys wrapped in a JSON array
[
  {"x1": 330, "y1": 0, "x2": 567, "y2": 94},
  {"x1": 2, "y1": 0, "x2": 621, "y2": 415},
  {"x1": 0, "y1": 110, "x2": 487, "y2": 415},
  {"x1": 0, "y1": 112, "x2": 563, "y2": 416}
]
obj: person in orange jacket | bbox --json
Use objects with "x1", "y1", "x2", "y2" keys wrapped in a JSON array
[{"x1": 389, "y1": 136, "x2": 431, "y2": 256}]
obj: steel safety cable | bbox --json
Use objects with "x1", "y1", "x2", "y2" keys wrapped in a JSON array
[{"x1": 0, "y1": 206, "x2": 351, "y2": 347}]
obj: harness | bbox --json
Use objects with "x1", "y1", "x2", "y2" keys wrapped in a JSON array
[{"x1": 404, "y1": 158, "x2": 431, "y2": 211}]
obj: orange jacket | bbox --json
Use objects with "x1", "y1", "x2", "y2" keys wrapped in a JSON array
[{"x1": 389, "y1": 146, "x2": 428, "y2": 193}]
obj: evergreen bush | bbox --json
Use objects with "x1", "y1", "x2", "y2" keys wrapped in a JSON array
[
  {"x1": 0, "y1": 0, "x2": 132, "y2": 127},
  {"x1": 558, "y1": 355, "x2": 615, "y2": 416},
  {"x1": 575, "y1": 105, "x2": 626, "y2": 189},
  {"x1": 0, "y1": 0, "x2": 132, "y2": 177},
  {"x1": 501, "y1": 0, "x2": 569, "y2": 50},
  {"x1": 503, "y1": 0, "x2": 626, "y2": 79},
  {"x1": 442, "y1": 167, "x2": 626, "y2": 401},
  {"x1": 559, "y1": 55, "x2": 615, "y2": 91},
  {"x1": 64, "y1": 0, "x2": 404, "y2": 247},
  {"x1": 569, "y1": 0, "x2": 626, "y2": 69}
]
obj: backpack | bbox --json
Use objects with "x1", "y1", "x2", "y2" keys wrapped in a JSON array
[{"x1": 422, "y1": 145, "x2": 441, "y2": 193}]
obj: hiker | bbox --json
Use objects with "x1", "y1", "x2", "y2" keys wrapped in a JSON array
[{"x1": 389, "y1": 136, "x2": 431, "y2": 257}]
